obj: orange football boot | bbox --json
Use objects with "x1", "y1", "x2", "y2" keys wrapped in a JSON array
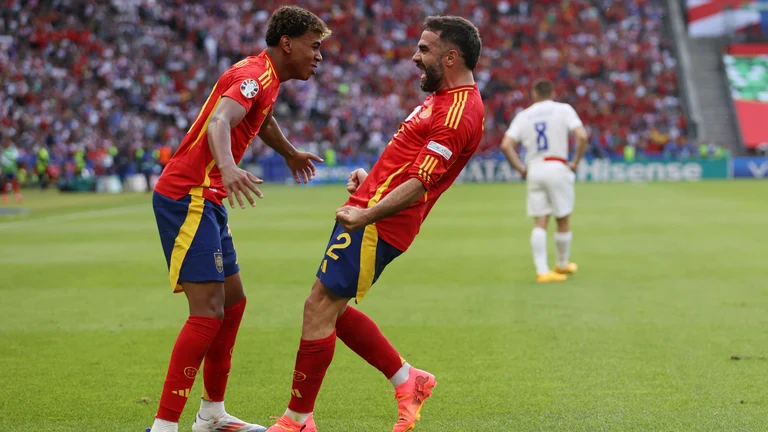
[
  {"x1": 392, "y1": 367, "x2": 437, "y2": 432},
  {"x1": 554, "y1": 262, "x2": 578, "y2": 275},
  {"x1": 536, "y1": 270, "x2": 567, "y2": 283},
  {"x1": 265, "y1": 413, "x2": 316, "y2": 432}
]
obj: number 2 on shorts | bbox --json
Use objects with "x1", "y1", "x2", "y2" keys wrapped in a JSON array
[{"x1": 326, "y1": 233, "x2": 351, "y2": 260}]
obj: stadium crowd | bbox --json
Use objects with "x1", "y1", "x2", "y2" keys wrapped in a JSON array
[{"x1": 1, "y1": 0, "x2": 701, "y2": 187}]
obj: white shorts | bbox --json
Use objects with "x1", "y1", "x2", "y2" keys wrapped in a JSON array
[{"x1": 526, "y1": 161, "x2": 575, "y2": 218}]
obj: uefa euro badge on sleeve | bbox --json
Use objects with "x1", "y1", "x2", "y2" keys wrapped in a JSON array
[
  {"x1": 214, "y1": 252, "x2": 224, "y2": 273},
  {"x1": 240, "y1": 78, "x2": 259, "y2": 99}
]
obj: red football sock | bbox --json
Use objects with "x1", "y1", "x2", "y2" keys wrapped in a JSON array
[
  {"x1": 156, "y1": 315, "x2": 223, "y2": 422},
  {"x1": 287, "y1": 331, "x2": 336, "y2": 414},
  {"x1": 11, "y1": 179, "x2": 19, "y2": 193},
  {"x1": 202, "y1": 298, "x2": 246, "y2": 402},
  {"x1": 336, "y1": 306, "x2": 403, "y2": 379}
]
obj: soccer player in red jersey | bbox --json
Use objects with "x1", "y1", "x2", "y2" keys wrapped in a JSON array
[
  {"x1": 148, "y1": 7, "x2": 330, "y2": 432},
  {"x1": 266, "y1": 16, "x2": 484, "y2": 432}
]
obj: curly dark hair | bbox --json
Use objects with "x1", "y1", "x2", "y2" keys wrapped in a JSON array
[
  {"x1": 423, "y1": 16, "x2": 482, "y2": 71},
  {"x1": 265, "y1": 6, "x2": 331, "y2": 47}
]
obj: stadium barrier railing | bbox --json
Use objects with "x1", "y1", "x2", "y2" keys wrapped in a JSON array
[{"x1": 55, "y1": 155, "x2": 768, "y2": 194}]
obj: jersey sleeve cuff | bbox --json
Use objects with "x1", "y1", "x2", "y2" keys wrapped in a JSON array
[
  {"x1": 408, "y1": 171, "x2": 433, "y2": 192},
  {"x1": 221, "y1": 94, "x2": 251, "y2": 111}
]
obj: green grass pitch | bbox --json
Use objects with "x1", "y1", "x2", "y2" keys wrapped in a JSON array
[{"x1": 1, "y1": 181, "x2": 767, "y2": 431}]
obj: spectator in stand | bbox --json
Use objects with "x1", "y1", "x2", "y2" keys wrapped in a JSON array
[{"x1": 2, "y1": 0, "x2": 690, "y2": 176}]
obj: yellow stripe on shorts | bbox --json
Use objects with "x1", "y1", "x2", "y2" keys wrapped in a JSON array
[
  {"x1": 355, "y1": 161, "x2": 411, "y2": 303},
  {"x1": 168, "y1": 195, "x2": 206, "y2": 292},
  {"x1": 356, "y1": 224, "x2": 379, "y2": 304}
]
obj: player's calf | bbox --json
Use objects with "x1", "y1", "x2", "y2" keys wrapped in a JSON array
[
  {"x1": 554, "y1": 217, "x2": 573, "y2": 272},
  {"x1": 336, "y1": 306, "x2": 404, "y2": 380},
  {"x1": 273, "y1": 281, "x2": 344, "y2": 427}
]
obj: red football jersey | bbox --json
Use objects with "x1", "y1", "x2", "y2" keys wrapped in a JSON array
[
  {"x1": 155, "y1": 51, "x2": 280, "y2": 205},
  {"x1": 346, "y1": 84, "x2": 484, "y2": 252}
]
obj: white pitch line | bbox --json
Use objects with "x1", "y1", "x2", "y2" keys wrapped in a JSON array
[{"x1": 0, "y1": 204, "x2": 148, "y2": 231}]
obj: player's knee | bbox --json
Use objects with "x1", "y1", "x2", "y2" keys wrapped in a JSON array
[
  {"x1": 190, "y1": 301, "x2": 224, "y2": 320},
  {"x1": 211, "y1": 306, "x2": 225, "y2": 320},
  {"x1": 303, "y1": 280, "x2": 346, "y2": 327},
  {"x1": 303, "y1": 287, "x2": 326, "y2": 318},
  {"x1": 223, "y1": 273, "x2": 246, "y2": 308},
  {"x1": 534, "y1": 216, "x2": 549, "y2": 228},
  {"x1": 193, "y1": 298, "x2": 225, "y2": 320},
  {"x1": 184, "y1": 281, "x2": 226, "y2": 319}
]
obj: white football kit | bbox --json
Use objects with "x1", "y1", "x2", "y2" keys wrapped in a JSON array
[{"x1": 505, "y1": 100, "x2": 583, "y2": 218}]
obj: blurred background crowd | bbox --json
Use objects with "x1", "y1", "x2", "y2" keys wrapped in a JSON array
[{"x1": 1, "y1": 0, "x2": 741, "y2": 190}]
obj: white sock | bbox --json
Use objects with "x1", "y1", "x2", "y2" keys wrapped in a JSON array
[
  {"x1": 531, "y1": 227, "x2": 549, "y2": 274},
  {"x1": 198, "y1": 399, "x2": 225, "y2": 420},
  {"x1": 285, "y1": 408, "x2": 311, "y2": 424},
  {"x1": 554, "y1": 231, "x2": 572, "y2": 268},
  {"x1": 150, "y1": 418, "x2": 178, "y2": 432},
  {"x1": 390, "y1": 362, "x2": 411, "y2": 387}
]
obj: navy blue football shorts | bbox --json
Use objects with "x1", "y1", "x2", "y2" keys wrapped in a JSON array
[
  {"x1": 153, "y1": 191, "x2": 239, "y2": 293},
  {"x1": 317, "y1": 221, "x2": 402, "y2": 303}
]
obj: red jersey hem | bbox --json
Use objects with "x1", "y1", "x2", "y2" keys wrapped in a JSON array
[
  {"x1": 376, "y1": 225, "x2": 410, "y2": 253},
  {"x1": 154, "y1": 183, "x2": 225, "y2": 206}
]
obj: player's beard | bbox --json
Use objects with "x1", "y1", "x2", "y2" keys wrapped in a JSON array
[{"x1": 420, "y1": 62, "x2": 443, "y2": 93}]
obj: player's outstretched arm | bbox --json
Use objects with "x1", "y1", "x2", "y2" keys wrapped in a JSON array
[
  {"x1": 208, "y1": 97, "x2": 264, "y2": 209},
  {"x1": 258, "y1": 113, "x2": 323, "y2": 184},
  {"x1": 335, "y1": 178, "x2": 425, "y2": 232},
  {"x1": 500, "y1": 136, "x2": 527, "y2": 179},
  {"x1": 569, "y1": 126, "x2": 589, "y2": 172}
]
